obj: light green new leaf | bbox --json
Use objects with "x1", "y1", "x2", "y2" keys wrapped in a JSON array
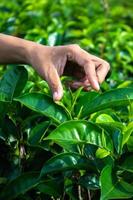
[
  {"x1": 100, "y1": 165, "x2": 133, "y2": 200},
  {"x1": 75, "y1": 88, "x2": 133, "y2": 118},
  {"x1": 96, "y1": 148, "x2": 110, "y2": 159},
  {"x1": 0, "y1": 172, "x2": 39, "y2": 200},
  {"x1": 44, "y1": 120, "x2": 113, "y2": 151},
  {"x1": 0, "y1": 66, "x2": 28, "y2": 102},
  {"x1": 40, "y1": 152, "x2": 96, "y2": 177},
  {"x1": 96, "y1": 114, "x2": 115, "y2": 123},
  {"x1": 14, "y1": 93, "x2": 70, "y2": 123}
]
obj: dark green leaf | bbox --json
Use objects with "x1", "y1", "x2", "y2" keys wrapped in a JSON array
[
  {"x1": 37, "y1": 177, "x2": 63, "y2": 197},
  {"x1": 0, "y1": 172, "x2": 39, "y2": 200},
  {"x1": 119, "y1": 155, "x2": 133, "y2": 173},
  {"x1": 79, "y1": 174, "x2": 99, "y2": 190},
  {"x1": 40, "y1": 152, "x2": 96, "y2": 177},
  {"x1": 28, "y1": 121, "x2": 50, "y2": 145},
  {"x1": 0, "y1": 66, "x2": 28, "y2": 102},
  {"x1": 14, "y1": 93, "x2": 70, "y2": 123},
  {"x1": 75, "y1": 91, "x2": 98, "y2": 117},
  {"x1": 76, "y1": 88, "x2": 133, "y2": 117}
]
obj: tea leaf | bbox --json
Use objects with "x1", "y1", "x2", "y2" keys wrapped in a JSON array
[
  {"x1": 28, "y1": 121, "x2": 50, "y2": 145},
  {"x1": 76, "y1": 88, "x2": 133, "y2": 117},
  {"x1": 96, "y1": 148, "x2": 110, "y2": 159},
  {"x1": 14, "y1": 93, "x2": 70, "y2": 123},
  {"x1": 40, "y1": 152, "x2": 96, "y2": 177},
  {"x1": 45, "y1": 120, "x2": 113, "y2": 152},
  {"x1": 119, "y1": 155, "x2": 133, "y2": 173},
  {"x1": 100, "y1": 165, "x2": 133, "y2": 200},
  {"x1": 0, "y1": 172, "x2": 39, "y2": 200},
  {"x1": 0, "y1": 66, "x2": 28, "y2": 102}
]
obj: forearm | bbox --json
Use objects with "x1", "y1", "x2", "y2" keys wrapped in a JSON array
[{"x1": 0, "y1": 34, "x2": 33, "y2": 64}]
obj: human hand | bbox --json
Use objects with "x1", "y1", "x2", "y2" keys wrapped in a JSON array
[{"x1": 28, "y1": 44, "x2": 110, "y2": 101}]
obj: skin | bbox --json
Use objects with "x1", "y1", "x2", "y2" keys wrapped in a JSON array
[{"x1": 0, "y1": 34, "x2": 110, "y2": 101}]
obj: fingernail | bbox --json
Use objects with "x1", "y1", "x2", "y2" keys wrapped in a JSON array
[
  {"x1": 94, "y1": 80, "x2": 100, "y2": 91},
  {"x1": 53, "y1": 91, "x2": 62, "y2": 101}
]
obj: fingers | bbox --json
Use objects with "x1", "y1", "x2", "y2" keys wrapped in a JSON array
[
  {"x1": 68, "y1": 80, "x2": 91, "y2": 90},
  {"x1": 96, "y1": 62, "x2": 110, "y2": 83},
  {"x1": 66, "y1": 44, "x2": 110, "y2": 89},
  {"x1": 44, "y1": 64, "x2": 63, "y2": 101},
  {"x1": 84, "y1": 60, "x2": 100, "y2": 90}
]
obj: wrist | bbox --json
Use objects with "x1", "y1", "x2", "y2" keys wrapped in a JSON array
[
  {"x1": 26, "y1": 42, "x2": 50, "y2": 67},
  {"x1": 22, "y1": 40, "x2": 35, "y2": 65},
  {"x1": 16, "y1": 37, "x2": 40, "y2": 65}
]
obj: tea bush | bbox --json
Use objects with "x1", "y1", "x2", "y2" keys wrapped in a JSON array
[{"x1": 0, "y1": 0, "x2": 133, "y2": 200}]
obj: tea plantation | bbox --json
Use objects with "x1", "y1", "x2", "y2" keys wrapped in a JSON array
[{"x1": 0, "y1": 0, "x2": 133, "y2": 199}]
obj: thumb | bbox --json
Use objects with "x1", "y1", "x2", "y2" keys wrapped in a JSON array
[{"x1": 45, "y1": 64, "x2": 63, "y2": 101}]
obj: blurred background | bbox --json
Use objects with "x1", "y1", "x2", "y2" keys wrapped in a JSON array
[{"x1": 0, "y1": 0, "x2": 133, "y2": 87}]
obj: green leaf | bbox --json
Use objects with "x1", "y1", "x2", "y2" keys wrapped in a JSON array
[
  {"x1": 122, "y1": 122, "x2": 133, "y2": 146},
  {"x1": 65, "y1": 184, "x2": 78, "y2": 200},
  {"x1": 97, "y1": 123, "x2": 123, "y2": 155},
  {"x1": 96, "y1": 148, "x2": 110, "y2": 159},
  {"x1": 127, "y1": 136, "x2": 133, "y2": 152},
  {"x1": 0, "y1": 172, "x2": 39, "y2": 200},
  {"x1": 40, "y1": 152, "x2": 96, "y2": 177},
  {"x1": 70, "y1": 86, "x2": 83, "y2": 114},
  {"x1": 14, "y1": 93, "x2": 70, "y2": 123},
  {"x1": 75, "y1": 91, "x2": 98, "y2": 117},
  {"x1": 0, "y1": 66, "x2": 28, "y2": 102},
  {"x1": 37, "y1": 177, "x2": 63, "y2": 197},
  {"x1": 96, "y1": 114, "x2": 115, "y2": 123},
  {"x1": 79, "y1": 174, "x2": 99, "y2": 190},
  {"x1": 117, "y1": 80, "x2": 133, "y2": 88},
  {"x1": 45, "y1": 120, "x2": 113, "y2": 151},
  {"x1": 0, "y1": 102, "x2": 7, "y2": 120},
  {"x1": 76, "y1": 88, "x2": 133, "y2": 117},
  {"x1": 28, "y1": 121, "x2": 50, "y2": 145},
  {"x1": 100, "y1": 165, "x2": 133, "y2": 200},
  {"x1": 119, "y1": 155, "x2": 133, "y2": 173},
  {"x1": 47, "y1": 32, "x2": 63, "y2": 46}
]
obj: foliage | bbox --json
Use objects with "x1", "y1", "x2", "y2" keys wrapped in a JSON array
[
  {"x1": 0, "y1": 0, "x2": 133, "y2": 81},
  {"x1": 0, "y1": 0, "x2": 133, "y2": 200},
  {"x1": 0, "y1": 65, "x2": 132, "y2": 200}
]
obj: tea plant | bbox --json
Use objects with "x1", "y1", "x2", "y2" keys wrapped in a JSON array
[
  {"x1": 0, "y1": 65, "x2": 133, "y2": 200},
  {"x1": 0, "y1": 0, "x2": 133, "y2": 199}
]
